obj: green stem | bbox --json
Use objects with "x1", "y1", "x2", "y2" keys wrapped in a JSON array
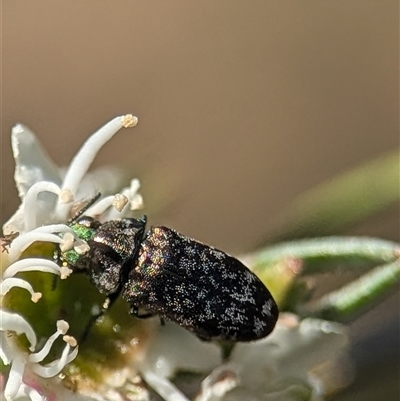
[
  {"x1": 268, "y1": 150, "x2": 400, "y2": 241},
  {"x1": 251, "y1": 236, "x2": 400, "y2": 275},
  {"x1": 300, "y1": 259, "x2": 400, "y2": 321}
]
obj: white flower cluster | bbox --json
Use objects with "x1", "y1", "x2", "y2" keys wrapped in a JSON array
[
  {"x1": 1, "y1": 114, "x2": 350, "y2": 401},
  {"x1": 1, "y1": 115, "x2": 142, "y2": 400}
]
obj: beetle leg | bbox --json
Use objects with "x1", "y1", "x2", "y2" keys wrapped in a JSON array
[
  {"x1": 130, "y1": 305, "x2": 153, "y2": 319},
  {"x1": 79, "y1": 291, "x2": 120, "y2": 343}
]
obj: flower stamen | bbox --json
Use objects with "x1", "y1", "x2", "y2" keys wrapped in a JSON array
[
  {"x1": 3, "y1": 259, "x2": 69, "y2": 280},
  {"x1": 31, "y1": 342, "x2": 78, "y2": 378},
  {"x1": 23, "y1": 182, "x2": 62, "y2": 232},
  {"x1": 4, "y1": 354, "x2": 26, "y2": 401},
  {"x1": 7, "y1": 224, "x2": 75, "y2": 263},
  {"x1": 55, "y1": 115, "x2": 138, "y2": 221},
  {"x1": 28, "y1": 320, "x2": 70, "y2": 364},
  {"x1": 106, "y1": 179, "x2": 143, "y2": 220},
  {"x1": 0, "y1": 311, "x2": 37, "y2": 352},
  {"x1": 0, "y1": 278, "x2": 42, "y2": 303}
]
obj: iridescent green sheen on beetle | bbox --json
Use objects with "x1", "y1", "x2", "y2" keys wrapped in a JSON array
[{"x1": 59, "y1": 221, "x2": 98, "y2": 266}]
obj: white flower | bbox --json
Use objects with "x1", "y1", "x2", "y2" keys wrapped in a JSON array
[
  {"x1": 3, "y1": 114, "x2": 140, "y2": 236},
  {"x1": 196, "y1": 314, "x2": 350, "y2": 401},
  {"x1": 0, "y1": 315, "x2": 78, "y2": 401},
  {"x1": 1, "y1": 114, "x2": 350, "y2": 401},
  {"x1": 0, "y1": 115, "x2": 144, "y2": 400}
]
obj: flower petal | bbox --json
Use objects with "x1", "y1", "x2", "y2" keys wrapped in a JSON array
[
  {"x1": 140, "y1": 369, "x2": 190, "y2": 401},
  {"x1": 231, "y1": 315, "x2": 348, "y2": 387},
  {"x1": 15, "y1": 384, "x2": 46, "y2": 401},
  {"x1": 142, "y1": 323, "x2": 221, "y2": 379},
  {"x1": 3, "y1": 124, "x2": 62, "y2": 235},
  {"x1": 10, "y1": 124, "x2": 61, "y2": 200}
]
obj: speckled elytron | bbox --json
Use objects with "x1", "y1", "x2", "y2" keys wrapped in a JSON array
[{"x1": 62, "y1": 216, "x2": 279, "y2": 342}]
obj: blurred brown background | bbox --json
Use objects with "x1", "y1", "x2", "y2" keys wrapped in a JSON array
[{"x1": 1, "y1": 1, "x2": 399, "y2": 400}]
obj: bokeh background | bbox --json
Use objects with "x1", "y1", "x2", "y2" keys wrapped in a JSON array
[{"x1": 1, "y1": 2, "x2": 399, "y2": 400}]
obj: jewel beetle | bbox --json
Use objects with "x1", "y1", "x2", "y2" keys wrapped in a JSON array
[{"x1": 61, "y1": 215, "x2": 279, "y2": 342}]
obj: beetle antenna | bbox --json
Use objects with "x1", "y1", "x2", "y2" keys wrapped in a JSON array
[{"x1": 69, "y1": 192, "x2": 102, "y2": 224}]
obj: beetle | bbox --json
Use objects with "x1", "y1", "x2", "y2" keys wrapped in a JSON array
[{"x1": 61, "y1": 215, "x2": 279, "y2": 342}]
